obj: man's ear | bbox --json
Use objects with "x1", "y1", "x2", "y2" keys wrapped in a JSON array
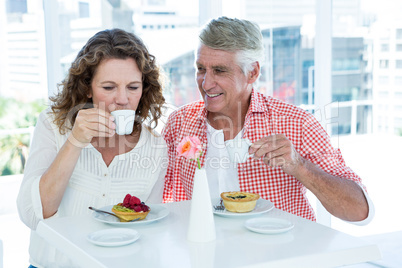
[{"x1": 248, "y1": 61, "x2": 260, "y2": 84}]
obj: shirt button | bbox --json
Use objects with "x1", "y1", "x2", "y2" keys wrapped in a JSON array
[
  {"x1": 102, "y1": 194, "x2": 106, "y2": 197},
  {"x1": 104, "y1": 173, "x2": 107, "y2": 177}
]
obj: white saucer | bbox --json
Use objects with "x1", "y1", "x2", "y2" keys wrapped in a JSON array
[
  {"x1": 92, "y1": 204, "x2": 169, "y2": 226},
  {"x1": 87, "y1": 228, "x2": 140, "y2": 247},
  {"x1": 212, "y1": 198, "x2": 274, "y2": 217},
  {"x1": 244, "y1": 218, "x2": 294, "y2": 234}
]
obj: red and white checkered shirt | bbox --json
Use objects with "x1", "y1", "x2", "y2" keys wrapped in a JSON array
[{"x1": 162, "y1": 89, "x2": 365, "y2": 221}]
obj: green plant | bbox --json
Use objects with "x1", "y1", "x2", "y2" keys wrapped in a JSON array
[{"x1": 0, "y1": 97, "x2": 47, "y2": 175}]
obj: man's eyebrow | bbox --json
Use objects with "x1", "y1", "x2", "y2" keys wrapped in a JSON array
[{"x1": 195, "y1": 63, "x2": 230, "y2": 71}]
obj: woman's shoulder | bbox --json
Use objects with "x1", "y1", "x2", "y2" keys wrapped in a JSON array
[
  {"x1": 37, "y1": 108, "x2": 57, "y2": 128},
  {"x1": 140, "y1": 124, "x2": 167, "y2": 145},
  {"x1": 37, "y1": 108, "x2": 70, "y2": 142},
  {"x1": 167, "y1": 100, "x2": 204, "y2": 122}
]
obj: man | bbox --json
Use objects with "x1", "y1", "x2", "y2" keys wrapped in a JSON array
[{"x1": 162, "y1": 16, "x2": 373, "y2": 223}]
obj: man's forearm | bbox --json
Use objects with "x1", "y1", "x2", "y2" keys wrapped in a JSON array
[{"x1": 294, "y1": 159, "x2": 369, "y2": 221}]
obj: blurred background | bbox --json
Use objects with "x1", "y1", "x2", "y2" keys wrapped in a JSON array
[{"x1": 0, "y1": 0, "x2": 401, "y2": 267}]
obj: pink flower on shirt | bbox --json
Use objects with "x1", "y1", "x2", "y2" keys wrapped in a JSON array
[{"x1": 177, "y1": 136, "x2": 202, "y2": 169}]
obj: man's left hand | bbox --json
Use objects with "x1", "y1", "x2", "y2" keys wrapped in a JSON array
[{"x1": 249, "y1": 134, "x2": 305, "y2": 176}]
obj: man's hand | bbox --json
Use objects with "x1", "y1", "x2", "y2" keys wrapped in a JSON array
[
  {"x1": 248, "y1": 134, "x2": 305, "y2": 176},
  {"x1": 249, "y1": 134, "x2": 369, "y2": 222}
]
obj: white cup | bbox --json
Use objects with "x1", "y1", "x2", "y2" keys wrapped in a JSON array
[
  {"x1": 224, "y1": 138, "x2": 252, "y2": 163},
  {"x1": 111, "y1": 110, "x2": 136, "y2": 135}
]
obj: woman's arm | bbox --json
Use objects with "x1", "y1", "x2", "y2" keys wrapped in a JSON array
[
  {"x1": 39, "y1": 108, "x2": 116, "y2": 218},
  {"x1": 17, "y1": 108, "x2": 116, "y2": 228}
]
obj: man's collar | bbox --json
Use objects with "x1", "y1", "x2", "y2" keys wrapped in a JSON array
[
  {"x1": 248, "y1": 88, "x2": 268, "y2": 114},
  {"x1": 197, "y1": 103, "x2": 208, "y2": 122}
]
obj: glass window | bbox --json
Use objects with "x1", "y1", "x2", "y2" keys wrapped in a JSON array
[
  {"x1": 379, "y1": 59, "x2": 389, "y2": 68},
  {"x1": 396, "y1": 60, "x2": 402, "y2": 69},
  {"x1": 379, "y1": 91, "x2": 389, "y2": 98},
  {"x1": 78, "y1": 1, "x2": 90, "y2": 18},
  {"x1": 396, "y1": 44, "x2": 402, "y2": 52},
  {"x1": 397, "y1": 28, "x2": 402, "y2": 39},
  {"x1": 395, "y1": 76, "x2": 402, "y2": 85},
  {"x1": 378, "y1": 76, "x2": 389, "y2": 84},
  {"x1": 381, "y1": 43, "x2": 389, "y2": 51},
  {"x1": 6, "y1": 0, "x2": 27, "y2": 13}
]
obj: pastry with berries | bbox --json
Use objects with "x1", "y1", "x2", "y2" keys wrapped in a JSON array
[{"x1": 112, "y1": 194, "x2": 150, "y2": 222}]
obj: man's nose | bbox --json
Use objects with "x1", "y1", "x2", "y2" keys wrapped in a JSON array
[{"x1": 202, "y1": 71, "x2": 215, "y2": 90}]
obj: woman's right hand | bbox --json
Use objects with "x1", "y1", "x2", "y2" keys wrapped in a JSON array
[{"x1": 69, "y1": 108, "x2": 116, "y2": 147}]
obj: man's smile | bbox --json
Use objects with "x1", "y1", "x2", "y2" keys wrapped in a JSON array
[{"x1": 205, "y1": 92, "x2": 223, "y2": 98}]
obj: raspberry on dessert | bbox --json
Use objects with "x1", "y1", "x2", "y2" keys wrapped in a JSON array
[
  {"x1": 112, "y1": 194, "x2": 151, "y2": 222},
  {"x1": 130, "y1": 196, "x2": 141, "y2": 206},
  {"x1": 123, "y1": 194, "x2": 131, "y2": 206}
]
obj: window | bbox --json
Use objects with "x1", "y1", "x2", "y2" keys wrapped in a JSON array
[
  {"x1": 381, "y1": 43, "x2": 389, "y2": 51},
  {"x1": 396, "y1": 60, "x2": 402, "y2": 69},
  {"x1": 78, "y1": 2, "x2": 90, "y2": 18},
  {"x1": 396, "y1": 44, "x2": 402, "y2": 52},
  {"x1": 332, "y1": 58, "x2": 360, "y2": 71},
  {"x1": 394, "y1": 117, "x2": 402, "y2": 127},
  {"x1": 378, "y1": 76, "x2": 389, "y2": 84},
  {"x1": 379, "y1": 91, "x2": 389, "y2": 98},
  {"x1": 395, "y1": 76, "x2": 402, "y2": 85},
  {"x1": 379, "y1": 59, "x2": 389, "y2": 68},
  {"x1": 397, "y1": 29, "x2": 402, "y2": 39},
  {"x1": 5, "y1": 0, "x2": 27, "y2": 13}
]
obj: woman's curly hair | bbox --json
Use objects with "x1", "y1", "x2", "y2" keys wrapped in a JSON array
[{"x1": 50, "y1": 28, "x2": 165, "y2": 134}]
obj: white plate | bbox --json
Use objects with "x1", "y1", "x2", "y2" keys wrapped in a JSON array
[
  {"x1": 244, "y1": 218, "x2": 294, "y2": 234},
  {"x1": 87, "y1": 228, "x2": 140, "y2": 247},
  {"x1": 212, "y1": 198, "x2": 274, "y2": 217},
  {"x1": 92, "y1": 204, "x2": 169, "y2": 225}
]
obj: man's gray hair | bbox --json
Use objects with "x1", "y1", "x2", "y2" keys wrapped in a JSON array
[{"x1": 199, "y1": 16, "x2": 264, "y2": 76}]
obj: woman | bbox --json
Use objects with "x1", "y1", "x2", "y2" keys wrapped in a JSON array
[{"x1": 17, "y1": 28, "x2": 167, "y2": 267}]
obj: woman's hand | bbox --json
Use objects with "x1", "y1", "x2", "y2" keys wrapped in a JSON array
[{"x1": 69, "y1": 108, "x2": 116, "y2": 147}]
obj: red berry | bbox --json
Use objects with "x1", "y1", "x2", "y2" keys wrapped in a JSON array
[
  {"x1": 129, "y1": 196, "x2": 141, "y2": 206},
  {"x1": 134, "y1": 205, "x2": 142, "y2": 212},
  {"x1": 123, "y1": 194, "x2": 131, "y2": 206}
]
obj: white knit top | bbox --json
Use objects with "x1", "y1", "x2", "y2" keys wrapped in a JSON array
[{"x1": 17, "y1": 109, "x2": 167, "y2": 267}]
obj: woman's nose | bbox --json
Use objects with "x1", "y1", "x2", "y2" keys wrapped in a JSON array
[{"x1": 115, "y1": 88, "x2": 129, "y2": 105}]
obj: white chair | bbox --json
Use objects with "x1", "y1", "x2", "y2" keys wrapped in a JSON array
[{"x1": 0, "y1": 239, "x2": 3, "y2": 268}]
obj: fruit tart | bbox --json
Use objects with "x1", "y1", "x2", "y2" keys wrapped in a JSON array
[
  {"x1": 220, "y1": 191, "x2": 260, "y2": 213},
  {"x1": 112, "y1": 194, "x2": 150, "y2": 222}
]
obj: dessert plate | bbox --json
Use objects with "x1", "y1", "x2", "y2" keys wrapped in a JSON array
[
  {"x1": 212, "y1": 198, "x2": 274, "y2": 217},
  {"x1": 87, "y1": 228, "x2": 140, "y2": 247},
  {"x1": 92, "y1": 204, "x2": 169, "y2": 225},
  {"x1": 244, "y1": 218, "x2": 294, "y2": 234}
]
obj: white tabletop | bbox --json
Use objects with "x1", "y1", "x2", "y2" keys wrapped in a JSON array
[{"x1": 36, "y1": 200, "x2": 381, "y2": 268}]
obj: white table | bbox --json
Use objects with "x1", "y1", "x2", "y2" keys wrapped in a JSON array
[{"x1": 36, "y1": 201, "x2": 381, "y2": 268}]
